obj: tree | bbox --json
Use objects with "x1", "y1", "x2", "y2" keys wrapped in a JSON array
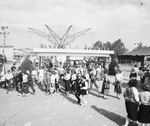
[
  {"x1": 93, "y1": 41, "x2": 103, "y2": 50},
  {"x1": 110, "y1": 39, "x2": 128, "y2": 55},
  {"x1": 103, "y1": 41, "x2": 111, "y2": 50},
  {"x1": 109, "y1": 57, "x2": 119, "y2": 76},
  {"x1": 93, "y1": 39, "x2": 128, "y2": 55},
  {"x1": 20, "y1": 56, "x2": 33, "y2": 73}
]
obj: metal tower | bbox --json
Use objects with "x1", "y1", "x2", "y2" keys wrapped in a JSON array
[{"x1": 28, "y1": 25, "x2": 91, "y2": 49}]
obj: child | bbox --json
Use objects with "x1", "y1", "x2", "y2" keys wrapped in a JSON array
[
  {"x1": 101, "y1": 74, "x2": 110, "y2": 99},
  {"x1": 38, "y1": 66, "x2": 44, "y2": 87},
  {"x1": 22, "y1": 72, "x2": 28, "y2": 96},
  {"x1": 114, "y1": 69, "x2": 123, "y2": 99},
  {"x1": 31, "y1": 68, "x2": 38, "y2": 86},
  {"x1": 16, "y1": 67, "x2": 23, "y2": 94},
  {"x1": 26, "y1": 70, "x2": 36, "y2": 95},
  {"x1": 139, "y1": 67, "x2": 145, "y2": 84},
  {"x1": 5, "y1": 70, "x2": 13, "y2": 94},
  {"x1": 79, "y1": 75, "x2": 88, "y2": 106},
  {"x1": 55, "y1": 70, "x2": 59, "y2": 93},
  {"x1": 70, "y1": 71, "x2": 77, "y2": 94},
  {"x1": 50, "y1": 71, "x2": 56, "y2": 94},
  {"x1": 45, "y1": 70, "x2": 51, "y2": 95},
  {"x1": 43, "y1": 69, "x2": 49, "y2": 94},
  {"x1": 83, "y1": 70, "x2": 90, "y2": 94},
  {"x1": 64, "y1": 70, "x2": 71, "y2": 96}
]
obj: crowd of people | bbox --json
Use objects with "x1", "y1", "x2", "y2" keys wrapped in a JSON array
[
  {"x1": 0, "y1": 58, "x2": 116, "y2": 102},
  {"x1": 122, "y1": 64, "x2": 150, "y2": 126},
  {"x1": 0, "y1": 58, "x2": 150, "y2": 126}
]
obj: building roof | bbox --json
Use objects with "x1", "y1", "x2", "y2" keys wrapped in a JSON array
[
  {"x1": 127, "y1": 46, "x2": 150, "y2": 56},
  {"x1": 33, "y1": 48, "x2": 114, "y2": 57}
]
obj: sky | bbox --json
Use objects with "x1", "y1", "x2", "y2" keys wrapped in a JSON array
[{"x1": 0, "y1": 0, "x2": 150, "y2": 51}]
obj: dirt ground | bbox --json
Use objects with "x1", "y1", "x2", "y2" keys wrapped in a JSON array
[{"x1": 0, "y1": 63, "x2": 141, "y2": 126}]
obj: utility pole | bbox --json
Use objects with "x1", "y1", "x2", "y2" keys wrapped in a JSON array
[
  {"x1": 0, "y1": 26, "x2": 10, "y2": 55},
  {"x1": 0, "y1": 26, "x2": 9, "y2": 75}
]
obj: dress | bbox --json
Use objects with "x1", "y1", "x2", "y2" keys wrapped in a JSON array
[
  {"x1": 138, "y1": 104, "x2": 150, "y2": 123},
  {"x1": 123, "y1": 86, "x2": 139, "y2": 121},
  {"x1": 125, "y1": 100, "x2": 138, "y2": 121},
  {"x1": 101, "y1": 79, "x2": 110, "y2": 95},
  {"x1": 138, "y1": 91, "x2": 150, "y2": 123},
  {"x1": 64, "y1": 73, "x2": 71, "y2": 92},
  {"x1": 64, "y1": 79, "x2": 70, "y2": 92}
]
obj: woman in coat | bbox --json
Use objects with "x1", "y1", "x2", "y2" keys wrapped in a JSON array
[{"x1": 122, "y1": 79, "x2": 139, "y2": 126}]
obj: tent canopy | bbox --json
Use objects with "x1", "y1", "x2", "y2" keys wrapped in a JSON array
[
  {"x1": 118, "y1": 47, "x2": 150, "y2": 66},
  {"x1": 127, "y1": 46, "x2": 150, "y2": 56},
  {"x1": 118, "y1": 55, "x2": 144, "y2": 62}
]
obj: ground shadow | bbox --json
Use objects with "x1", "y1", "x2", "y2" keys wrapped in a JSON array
[
  {"x1": 89, "y1": 91, "x2": 104, "y2": 99},
  {"x1": 91, "y1": 105, "x2": 138, "y2": 126},
  {"x1": 107, "y1": 94, "x2": 118, "y2": 99},
  {"x1": 59, "y1": 88, "x2": 67, "y2": 95},
  {"x1": 91, "y1": 105, "x2": 125, "y2": 126},
  {"x1": 36, "y1": 83, "x2": 46, "y2": 92},
  {"x1": 59, "y1": 88, "x2": 78, "y2": 105},
  {"x1": 59, "y1": 79, "x2": 65, "y2": 88}
]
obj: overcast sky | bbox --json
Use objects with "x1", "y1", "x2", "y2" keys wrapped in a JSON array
[{"x1": 0, "y1": 0, "x2": 150, "y2": 51}]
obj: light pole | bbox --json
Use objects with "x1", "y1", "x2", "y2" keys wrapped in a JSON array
[
  {"x1": 0, "y1": 26, "x2": 9, "y2": 75},
  {"x1": 0, "y1": 26, "x2": 10, "y2": 55}
]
